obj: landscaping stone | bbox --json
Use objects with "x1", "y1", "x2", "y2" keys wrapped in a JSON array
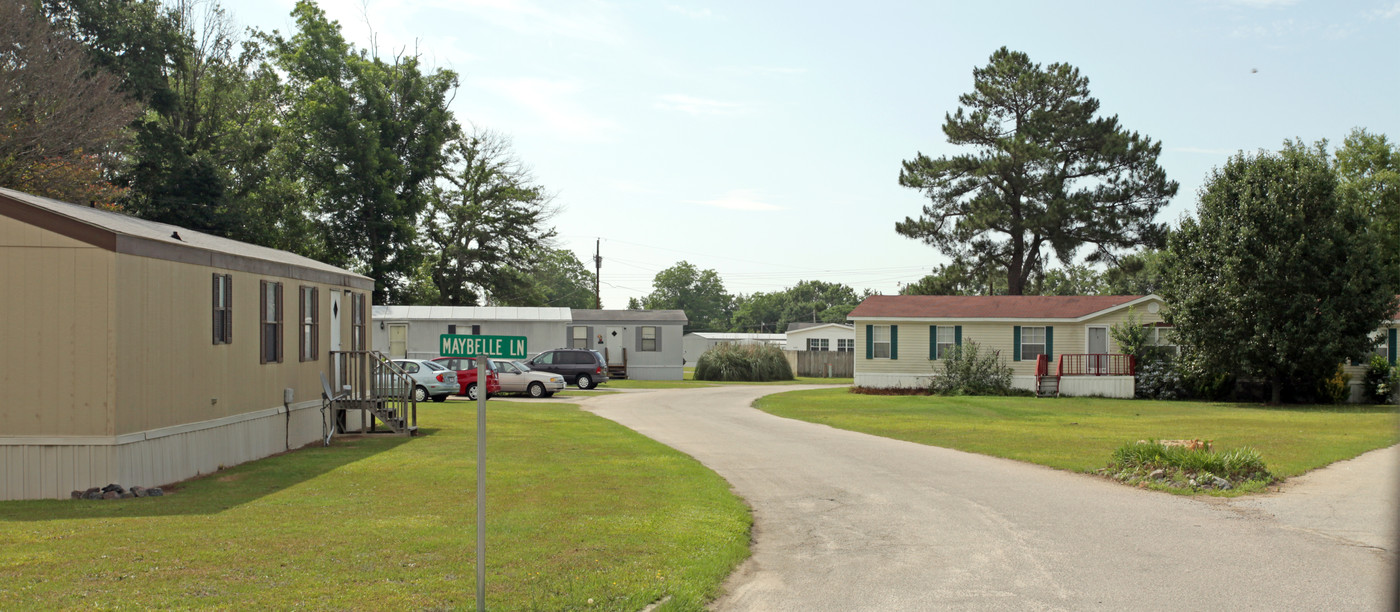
[
  {"x1": 101, "y1": 491, "x2": 119, "y2": 500},
  {"x1": 71, "y1": 484, "x2": 164, "y2": 501},
  {"x1": 131, "y1": 486, "x2": 146, "y2": 498},
  {"x1": 71, "y1": 490, "x2": 83, "y2": 499},
  {"x1": 147, "y1": 488, "x2": 164, "y2": 497},
  {"x1": 1148, "y1": 469, "x2": 1165, "y2": 480}
]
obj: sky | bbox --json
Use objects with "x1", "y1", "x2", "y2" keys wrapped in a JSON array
[{"x1": 232, "y1": 0, "x2": 1400, "y2": 308}]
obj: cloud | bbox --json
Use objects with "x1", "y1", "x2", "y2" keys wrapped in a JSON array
[
  {"x1": 656, "y1": 94, "x2": 747, "y2": 116},
  {"x1": 479, "y1": 77, "x2": 617, "y2": 140},
  {"x1": 667, "y1": 5, "x2": 713, "y2": 19},
  {"x1": 1376, "y1": 2, "x2": 1400, "y2": 19},
  {"x1": 689, "y1": 189, "x2": 784, "y2": 212}
]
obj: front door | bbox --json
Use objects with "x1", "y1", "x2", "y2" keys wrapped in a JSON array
[
  {"x1": 388, "y1": 324, "x2": 408, "y2": 358},
  {"x1": 604, "y1": 326, "x2": 624, "y2": 365},
  {"x1": 330, "y1": 290, "x2": 343, "y2": 388},
  {"x1": 1087, "y1": 326, "x2": 1108, "y2": 373}
]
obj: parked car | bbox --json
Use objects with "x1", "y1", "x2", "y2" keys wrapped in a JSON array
[
  {"x1": 389, "y1": 359, "x2": 457, "y2": 403},
  {"x1": 525, "y1": 348, "x2": 609, "y2": 389},
  {"x1": 496, "y1": 359, "x2": 567, "y2": 398},
  {"x1": 431, "y1": 356, "x2": 502, "y2": 400}
]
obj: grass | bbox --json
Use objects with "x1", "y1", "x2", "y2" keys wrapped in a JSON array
[
  {"x1": 755, "y1": 388, "x2": 1399, "y2": 493},
  {"x1": 0, "y1": 400, "x2": 750, "y2": 610}
]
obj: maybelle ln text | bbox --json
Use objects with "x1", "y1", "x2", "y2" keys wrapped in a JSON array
[{"x1": 439, "y1": 334, "x2": 528, "y2": 359}]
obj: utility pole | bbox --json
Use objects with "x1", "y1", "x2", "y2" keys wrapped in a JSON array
[{"x1": 593, "y1": 238, "x2": 602, "y2": 310}]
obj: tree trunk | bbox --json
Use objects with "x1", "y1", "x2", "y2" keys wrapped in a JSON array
[{"x1": 1270, "y1": 378, "x2": 1282, "y2": 405}]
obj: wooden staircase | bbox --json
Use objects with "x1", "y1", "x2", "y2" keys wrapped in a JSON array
[
  {"x1": 327, "y1": 350, "x2": 418, "y2": 436},
  {"x1": 1034, "y1": 354, "x2": 1059, "y2": 398},
  {"x1": 604, "y1": 347, "x2": 628, "y2": 380}
]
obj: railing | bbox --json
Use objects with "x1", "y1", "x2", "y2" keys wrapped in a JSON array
[
  {"x1": 1035, "y1": 354, "x2": 1050, "y2": 378},
  {"x1": 1056, "y1": 354, "x2": 1135, "y2": 377},
  {"x1": 329, "y1": 350, "x2": 416, "y2": 434}
]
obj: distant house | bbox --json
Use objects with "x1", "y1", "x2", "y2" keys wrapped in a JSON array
[
  {"x1": 372, "y1": 306, "x2": 572, "y2": 360},
  {"x1": 0, "y1": 187, "x2": 374, "y2": 500},
  {"x1": 569, "y1": 310, "x2": 688, "y2": 380},
  {"x1": 1345, "y1": 301, "x2": 1399, "y2": 401},
  {"x1": 786, "y1": 322, "x2": 856, "y2": 353},
  {"x1": 683, "y1": 332, "x2": 787, "y2": 364},
  {"x1": 847, "y1": 295, "x2": 1169, "y2": 397}
]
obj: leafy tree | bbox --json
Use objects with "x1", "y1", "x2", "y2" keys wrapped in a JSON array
[
  {"x1": 732, "y1": 280, "x2": 868, "y2": 333},
  {"x1": 896, "y1": 47, "x2": 1178, "y2": 295},
  {"x1": 1334, "y1": 128, "x2": 1400, "y2": 290},
  {"x1": 0, "y1": 0, "x2": 136, "y2": 204},
  {"x1": 506, "y1": 248, "x2": 596, "y2": 309},
  {"x1": 1103, "y1": 249, "x2": 1168, "y2": 295},
  {"x1": 641, "y1": 261, "x2": 732, "y2": 332},
  {"x1": 268, "y1": 1, "x2": 458, "y2": 304},
  {"x1": 1162, "y1": 142, "x2": 1397, "y2": 404},
  {"x1": 420, "y1": 128, "x2": 556, "y2": 306},
  {"x1": 1032, "y1": 264, "x2": 1105, "y2": 296},
  {"x1": 901, "y1": 258, "x2": 1004, "y2": 296}
]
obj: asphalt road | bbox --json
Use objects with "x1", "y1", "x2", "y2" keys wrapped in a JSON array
[{"x1": 582, "y1": 386, "x2": 1397, "y2": 611}]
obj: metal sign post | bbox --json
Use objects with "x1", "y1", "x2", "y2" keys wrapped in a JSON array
[
  {"x1": 476, "y1": 356, "x2": 486, "y2": 612},
  {"x1": 440, "y1": 334, "x2": 527, "y2": 612}
]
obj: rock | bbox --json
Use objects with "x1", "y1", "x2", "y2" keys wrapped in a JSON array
[
  {"x1": 83, "y1": 490, "x2": 104, "y2": 500},
  {"x1": 101, "y1": 491, "x2": 119, "y2": 500},
  {"x1": 102, "y1": 483, "x2": 123, "y2": 493},
  {"x1": 131, "y1": 486, "x2": 146, "y2": 498},
  {"x1": 84, "y1": 487, "x2": 101, "y2": 496},
  {"x1": 147, "y1": 488, "x2": 164, "y2": 497},
  {"x1": 1211, "y1": 476, "x2": 1232, "y2": 490},
  {"x1": 1148, "y1": 469, "x2": 1165, "y2": 480},
  {"x1": 71, "y1": 490, "x2": 83, "y2": 499},
  {"x1": 120, "y1": 492, "x2": 135, "y2": 499}
]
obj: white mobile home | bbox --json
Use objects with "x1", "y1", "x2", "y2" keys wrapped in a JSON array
[
  {"x1": 569, "y1": 309, "x2": 687, "y2": 380},
  {"x1": 372, "y1": 305, "x2": 572, "y2": 360}
]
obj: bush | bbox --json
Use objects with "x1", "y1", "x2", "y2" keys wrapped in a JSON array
[
  {"x1": 693, "y1": 342, "x2": 794, "y2": 382},
  {"x1": 1363, "y1": 354, "x2": 1399, "y2": 404},
  {"x1": 1133, "y1": 350, "x2": 1189, "y2": 400},
  {"x1": 1318, "y1": 364, "x2": 1352, "y2": 404},
  {"x1": 930, "y1": 341, "x2": 1015, "y2": 396}
]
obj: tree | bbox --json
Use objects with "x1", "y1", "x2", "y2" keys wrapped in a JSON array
[
  {"x1": 731, "y1": 281, "x2": 868, "y2": 333},
  {"x1": 0, "y1": 0, "x2": 136, "y2": 203},
  {"x1": 896, "y1": 47, "x2": 1178, "y2": 295},
  {"x1": 1102, "y1": 250, "x2": 1168, "y2": 295},
  {"x1": 420, "y1": 128, "x2": 556, "y2": 306},
  {"x1": 1033, "y1": 264, "x2": 1105, "y2": 296},
  {"x1": 1162, "y1": 142, "x2": 1397, "y2": 404},
  {"x1": 505, "y1": 248, "x2": 596, "y2": 309},
  {"x1": 1334, "y1": 128, "x2": 1400, "y2": 290},
  {"x1": 640, "y1": 262, "x2": 732, "y2": 332},
  {"x1": 268, "y1": 1, "x2": 458, "y2": 304}
]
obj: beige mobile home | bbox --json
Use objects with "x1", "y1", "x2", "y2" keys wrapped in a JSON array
[
  {"x1": 848, "y1": 294, "x2": 1168, "y2": 397},
  {"x1": 0, "y1": 187, "x2": 375, "y2": 500}
]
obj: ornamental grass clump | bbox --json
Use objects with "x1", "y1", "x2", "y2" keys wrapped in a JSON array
[
  {"x1": 694, "y1": 342, "x2": 794, "y2": 382},
  {"x1": 1104, "y1": 440, "x2": 1274, "y2": 494}
]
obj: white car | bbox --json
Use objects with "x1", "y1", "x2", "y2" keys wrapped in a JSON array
[
  {"x1": 497, "y1": 360, "x2": 567, "y2": 398},
  {"x1": 390, "y1": 359, "x2": 458, "y2": 403}
]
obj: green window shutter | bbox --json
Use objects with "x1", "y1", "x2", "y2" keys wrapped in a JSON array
[
  {"x1": 955, "y1": 325, "x2": 962, "y2": 346},
  {"x1": 929, "y1": 326, "x2": 937, "y2": 360},
  {"x1": 1013, "y1": 326, "x2": 1022, "y2": 361},
  {"x1": 1045, "y1": 326, "x2": 1054, "y2": 360},
  {"x1": 865, "y1": 324, "x2": 873, "y2": 359},
  {"x1": 1390, "y1": 329, "x2": 1398, "y2": 366},
  {"x1": 890, "y1": 325, "x2": 898, "y2": 360}
]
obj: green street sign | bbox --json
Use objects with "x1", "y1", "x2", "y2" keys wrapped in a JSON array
[{"x1": 440, "y1": 334, "x2": 527, "y2": 359}]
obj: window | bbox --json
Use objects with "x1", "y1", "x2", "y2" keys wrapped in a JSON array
[
  {"x1": 935, "y1": 326, "x2": 956, "y2": 359},
  {"x1": 351, "y1": 292, "x2": 366, "y2": 351},
  {"x1": 1374, "y1": 332, "x2": 1390, "y2": 360},
  {"x1": 1149, "y1": 325, "x2": 1178, "y2": 356},
  {"x1": 260, "y1": 281, "x2": 283, "y2": 364},
  {"x1": 534, "y1": 352, "x2": 555, "y2": 365},
  {"x1": 212, "y1": 274, "x2": 232, "y2": 345},
  {"x1": 570, "y1": 326, "x2": 589, "y2": 349},
  {"x1": 836, "y1": 338, "x2": 854, "y2": 353},
  {"x1": 640, "y1": 326, "x2": 658, "y2": 351},
  {"x1": 447, "y1": 324, "x2": 456, "y2": 335},
  {"x1": 872, "y1": 325, "x2": 891, "y2": 359},
  {"x1": 1021, "y1": 326, "x2": 1046, "y2": 362},
  {"x1": 807, "y1": 338, "x2": 829, "y2": 351},
  {"x1": 299, "y1": 286, "x2": 319, "y2": 362}
]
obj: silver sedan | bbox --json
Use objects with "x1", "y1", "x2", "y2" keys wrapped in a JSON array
[
  {"x1": 390, "y1": 359, "x2": 458, "y2": 403},
  {"x1": 497, "y1": 360, "x2": 567, "y2": 398}
]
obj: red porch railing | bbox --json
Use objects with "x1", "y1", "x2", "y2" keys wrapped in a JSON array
[
  {"x1": 1056, "y1": 354, "x2": 1135, "y2": 376},
  {"x1": 1035, "y1": 354, "x2": 1050, "y2": 377}
]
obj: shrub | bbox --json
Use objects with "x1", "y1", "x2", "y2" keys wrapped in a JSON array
[
  {"x1": 693, "y1": 342, "x2": 794, "y2": 382},
  {"x1": 1106, "y1": 440, "x2": 1273, "y2": 492},
  {"x1": 1133, "y1": 351, "x2": 1189, "y2": 400},
  {"x1": 930, "y1": 341, "x2": 1015, "y2": 396},
  {"x1": 1363, "y1": 354, "x2": 1399, "y2": 404},
  {"x1": 1318, "y1": 364, "x2": 1352, "y2": 404}
]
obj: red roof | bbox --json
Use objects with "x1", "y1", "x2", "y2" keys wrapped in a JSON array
[{"x1": 848, "y1": 295, "x2": 1149, "y2": 320}]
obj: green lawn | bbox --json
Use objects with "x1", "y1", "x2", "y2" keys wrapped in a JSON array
[
  {"x1": 0, "y1": 400, "x2": 750, "y2": 611},
  {"x1": 755, "y1": 389, "x2": 1399, "y2": 483}
]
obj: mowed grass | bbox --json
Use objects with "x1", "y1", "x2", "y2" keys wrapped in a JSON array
[
  {"x1": 0, "y1": 400, "x2": 750, "y2": 610},
  {"x1": 755, "y1": 389, "x2": 1399, "y2": 480}
]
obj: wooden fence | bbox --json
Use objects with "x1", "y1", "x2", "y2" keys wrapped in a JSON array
[{"x1": 784, "y1": 350, "x2": 855, "y2": 378}]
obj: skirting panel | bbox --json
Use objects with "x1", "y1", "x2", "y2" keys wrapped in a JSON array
[
  {"x1": 855, "y1": 373, "x2": 934, "y2": 390},
  {"x1": 0, "y1": 401, "x2": 328, "y2": 501}
]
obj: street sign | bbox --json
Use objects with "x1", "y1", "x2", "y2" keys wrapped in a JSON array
[{"x1": 439, "y1": 334, "x2": 527, "y2": 359}]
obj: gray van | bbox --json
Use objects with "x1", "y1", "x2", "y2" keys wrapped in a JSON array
[{"x1": 526, "y1": 348, "x2": 609, "y2": 389}]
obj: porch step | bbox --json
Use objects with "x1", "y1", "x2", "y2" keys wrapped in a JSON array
[
  {"x1": 1035, "y1": 375, "x2": 1060, "y2": 398},
  {"x1": 607, "y1": 365, "x2": 628, "y2": 380}
]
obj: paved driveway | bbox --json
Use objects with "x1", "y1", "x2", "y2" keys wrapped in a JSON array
[{"x1": 583, "y1": 386, "x2": 1396, "y2": 611}]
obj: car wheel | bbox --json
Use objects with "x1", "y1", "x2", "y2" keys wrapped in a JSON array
[
  {"x1": 465, "y1": 382, "x2": 478, "y2": 401},
  {"x1": 528, "y1": 382, "x2": 546, "y2": 398},
  {"x1": 412, "y1": 385, "x2": 428, "y2": 403},
  {"x1": 431, "y1": 394, "x2": 448, "y2": 403},
  {"x1": 576, "y1": 374, "x2": 593, "y2": 390}
]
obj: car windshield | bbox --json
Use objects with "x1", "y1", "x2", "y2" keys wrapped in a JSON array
[
  {"x1": 512, "y1": 361, "x2": 531, "y2": 372},
  {"x1": 422, "y1": 360, "x2": 447, "y2": 371}
]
